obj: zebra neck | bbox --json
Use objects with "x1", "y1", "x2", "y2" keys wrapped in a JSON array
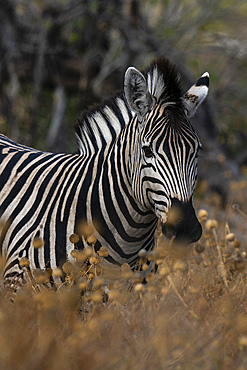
[
  {"x1": 75, "y1": 141, "x2": 157, "y2": 260},
  {"x1": 75, "y1": 94, "x2": 133, "y2": 155},
  {"x1": 90, "y1": 150, "x2": 157, "y2": 261}
]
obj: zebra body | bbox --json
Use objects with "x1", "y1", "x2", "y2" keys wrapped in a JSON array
[{"x1": 0, "y1": 57, "x2": 209, "y2": 282}]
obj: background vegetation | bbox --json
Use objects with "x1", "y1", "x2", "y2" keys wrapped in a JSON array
[
  {"x1": 1, "y1": 0, "x2": 247, "y2": 369},
  {"x1": 1, "y1": 0, "x2": 247, "y2": 156}
]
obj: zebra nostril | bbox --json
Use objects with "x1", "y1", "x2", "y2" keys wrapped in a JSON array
[
  {"x1": 162, "y1": 220, "x2": 202, "y2": 245},
  {"x1": 161, "y1": 222, "x2": 177, "y2": 239}
]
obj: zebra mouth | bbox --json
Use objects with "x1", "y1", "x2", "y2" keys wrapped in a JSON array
[
  {"x1": 161, "y1": 223, "x2": 177, "y2": 243},
  {"x1": 154, "y1": 206, "x2": 168, "y2": 224},
  {"x1": 159, "y1": 198, "x2": 203, "y2": 246}
]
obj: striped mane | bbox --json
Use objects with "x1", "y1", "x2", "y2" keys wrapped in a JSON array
[
  {"x1": 145, "y1": 58, "x2": 182, "y2": 105},
  {"x1": 74, "y1": 57, "x2": 183, "y2": 155}
]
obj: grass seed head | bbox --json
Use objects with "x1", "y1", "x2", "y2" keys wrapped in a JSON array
[
  {"x1": 87, "y1": 234, "x2": 97, "y2": 244},
  {"x1": 58, "y1": 289, "x2": 80, "y2": 309},
  {"x1": 222, "y1": 249, "x2": 232, "y2": 259},
  {"x1": 95, "y1": 265, "x2": 102, "y2": 275},
  {"x1": 134, "y1": 283, "x2": 145, "y2": 292},
  {"x1": 84, "y1": 224, "x2": 94, "y2": 235},
  {"x1": 45, "y1": 267, "x2": 53, "y2": 278},
  {"x1": 198, "y1": 209, "x2": 208, "y2": 222},
  {"x1": 39, "y1": 273, "x2": 50, "y2": 285},
  {"x1": 78, "y1": 280, "x2": 88, "y2": 290},
  {"x1": 206, "y1": 239, "x2": 216, "y2": 248},
  {"x1": 69, "y1": 233, "x2": 80, "y2": 244},
  {"x1": 97, "y1": 246, "x2": 109, "y2": 257},
  {"x1": 232, "y1": 239, "x2": 241, "y2": 249},
  {"x1": 33, "y1": 237, "x2": 44, "y2": 249},
  {"x1": 189, "y1": 285, "x2": 200, "y2": 294},
  {"x1": 100, "y1": 309, "x2": 116, "y2": 322},
  {"x1": 84, "y1": 246, "x2": 93, "y2": 257},
  {"x1": 148, "y1": 250, "x2": 160, "y2": 262},
  {"x1": 76, "y1": 221, "x2": 94, "y2": 236},
  {"x1": 33, "y1": 269, "x2": 50, "y2": 284},
  {"x1": 146, "y1": 282, "x2": 159, "y2": 294},
  {"x1": 70, "y1": 249, "x2": 79, "y2": 258},
  {"x1": 195, "y1": 243, "x2": 205, "y2": 254},
  {"x1": 113, "y1": 281, "x2": 121, "y2": 290},
  {"x1": 205, "y1": 219, "x2": 218, "y2": 230},
  {"x1": 159, "y1": 266, "x2": 170, "y2": 276},
  {"x1": 226, "y1": 233, "x2": 235, "y2": 242},
  {"x1": 33, "y1": 268, "x2": 43, "y2": 278},
  {"x1": 161, "y1": 286, "x2": 169, "y2": 295},
  {"x1": 237, "y1": 316, "x2": 247, "y2": 332},
  {"x1": 132, "y1": 272, "x2": 143, "y2": 284},
  {"x1": 190, "y1": 255, "x2": 198, "y2": 265},
  {"x1": 156, "y1": 246, "x2": 167, "y2": 259},
  {"x1": 88, "y1": 272, "x2": 95, "y2": 280},
  {"x1": 90, "y1": 292, "x2": 103, "y2": 304},
  {"x1": 33, "y1": 291, "x2": 57, "y2": 308},
  {"x1": 142, "y1": 263, "x2": 149, "y2": 271},
  {"x1": 89, "y1": 254, "x2": 100, "y2": 265},
  {"x1": 155, "y1": 259, "x2": 164, "y2": 265},
  {"x1": 174, "y1": 260, "x2": 188, "y2": 272},
  {"x1": 138, "y1": 257, "x2": 146, "y2": 266},
  {"x1": 93, "y1": 277, "x2": 105, "y2": 288},
  {"x1": 225, "y1": 258, "x2": 235, "y2": 270},
  {"x1": 76, "y1": 251, "x2": 87, "y2": 263},
  {"x1": 62, "y1": 261, "x2": 75, "y2": 275},
  {"x1": 108, "y1": 289, "x2": 120, "y2": 300},
  {"x1": 138, "y1": 249, "x2": 147, "y2": 258},
  {"x1": 203, "y1": 230, "x2": 212, "y2": 239},
  {"x1": 239, "y1": 336, "x2": 247, "y2": 347},
  {"x1": 234, "y1": 258, "x2": 246, "y2": 272},
  {"x1": 19, "y1": 257, "x2": 30, "y2": 268},
  {"x1": 121, "y1": 263, "x2": 131, "y2": 271},
  {"x1": 53, "y1": 267, "x2": 63, "y2": 278},
  {"x1": 146, "y1": 273, "x2": 155, "y2": 283},
  {"x1": 219, "y1": 239, "x2": 225, "y2": 247},
  {"x1": 191, "y1": 255, "x2": 203, "y2": 265},
  {"x1": 215, "y1": 276, "x2": 223, "y2": 284}
]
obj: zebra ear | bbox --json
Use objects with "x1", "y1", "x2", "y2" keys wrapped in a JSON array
[
  {"x1": 183, "y1": 72, "x2": 209, "y2": 117},
  {"x1": 124, "y1": 67, "x2": 154, "y2": 121}
]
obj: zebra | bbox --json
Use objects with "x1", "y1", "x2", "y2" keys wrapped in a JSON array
[{"x1": 0, "y1": 57, "x2": 209, "y2": 284}]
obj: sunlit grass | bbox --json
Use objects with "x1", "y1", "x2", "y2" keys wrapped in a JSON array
[{"x1": 1, "y1": 201, "x2": 247, "y2": 369}]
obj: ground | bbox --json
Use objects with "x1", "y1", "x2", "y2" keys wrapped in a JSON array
[{"x1": 1, "y1": 180, "x2": 247, "y2": 369}]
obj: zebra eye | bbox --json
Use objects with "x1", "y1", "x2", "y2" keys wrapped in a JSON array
[{"x1": 143, "y1": 145, "x2": 154, "y2": 158}]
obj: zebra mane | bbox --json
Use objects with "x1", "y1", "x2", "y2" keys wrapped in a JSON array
[
  {"x1": 145, "y1": 57, "x2": 183, "y2": 105},
  {"x1": 74, "y1": 57, "x2": 183, "y2": 154},
  {"x1": 74, "y1": 92, "x2": 131, "y2": 155}
]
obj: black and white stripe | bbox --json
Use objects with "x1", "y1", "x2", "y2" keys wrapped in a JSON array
[{"x1": 0, "y1": 57, "x2": 209, "y2": 282}]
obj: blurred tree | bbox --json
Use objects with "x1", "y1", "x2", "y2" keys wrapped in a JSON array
[{"x1": 0, "y1": 0, "x2": 247, "y2": 201}]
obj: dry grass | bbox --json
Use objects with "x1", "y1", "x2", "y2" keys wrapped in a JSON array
[{"x1": 1, "y1": 189, "x2": 247, "y2": 369}]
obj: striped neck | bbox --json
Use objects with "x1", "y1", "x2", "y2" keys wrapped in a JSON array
[{"x1": 74, "y1": 93, "x2": 132, "y2": 155}]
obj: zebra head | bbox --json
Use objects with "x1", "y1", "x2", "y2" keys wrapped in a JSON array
[{"x1": 124, "y1": 58, "x2": 209, "y2": 245}]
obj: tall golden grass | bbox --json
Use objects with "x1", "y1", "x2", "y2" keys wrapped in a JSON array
[{"x1": 1, "y1": 201, "x2": 247, "y2": 369}]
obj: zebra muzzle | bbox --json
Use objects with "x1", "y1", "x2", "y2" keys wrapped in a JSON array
[{"x1": 161, "y1": 197, "x2": 202, "y2": 245}]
